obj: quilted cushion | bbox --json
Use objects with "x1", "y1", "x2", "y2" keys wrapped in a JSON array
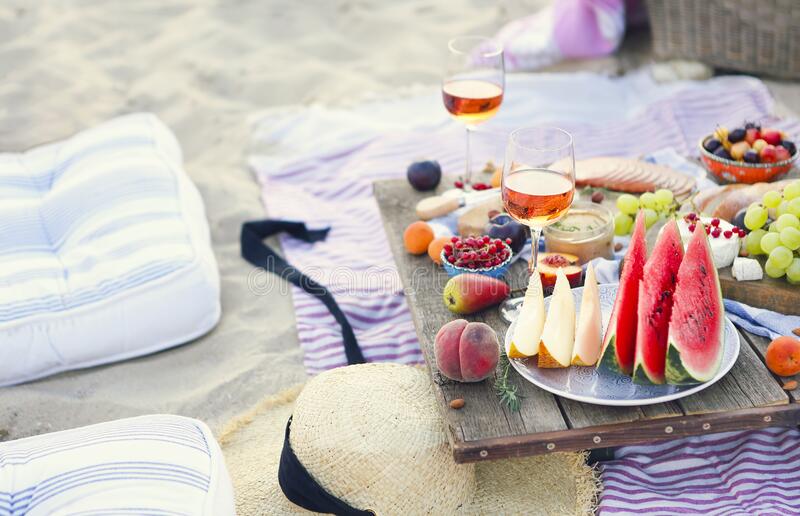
[
  {"x1": 0, "y1": 113, "x2": 220, "y2": 386},
  {"x1": 0, "y1": 415, "x2": 235, "y2": 515}
]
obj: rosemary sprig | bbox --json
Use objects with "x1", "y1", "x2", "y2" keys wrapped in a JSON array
[{"x1": 494, "y1": 350, "x2": 522, "y2": 412}]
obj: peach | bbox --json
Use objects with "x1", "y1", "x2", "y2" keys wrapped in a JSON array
[
  {"x1": 434, "y1": 319, "x2": 499, "y2": 382},
  {"x1": 766, "y1": 336, "x2": 800, "y2": 376}
]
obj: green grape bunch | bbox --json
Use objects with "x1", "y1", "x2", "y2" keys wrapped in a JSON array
[
  {"x1": 743, "y1": 179, "x2": 800, "y2": 284},
  {"x1": 614, "y1": 189, "x2": 676, "y2": 236}
]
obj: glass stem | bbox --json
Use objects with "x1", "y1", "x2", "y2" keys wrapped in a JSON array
[
  {"x1": 464, "y1": 124, "x2": 474, "y2": 187},
  {"x1": 528, "y1": 227, "x2": 542, "y2": 274}
]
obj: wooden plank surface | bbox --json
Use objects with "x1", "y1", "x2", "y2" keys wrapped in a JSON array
[
  {"x1": 374, "y1": 180, "x2": 569, "y2": 443},
  {"x1": 719, "y1": 266, "x2": 800, "y2": 316},
  {"x1": 742, "y1": 331, "x2": 800, "y2": 402},
  {"x1": 374, "y1": 176, "x2": 800, "y2": 463}
]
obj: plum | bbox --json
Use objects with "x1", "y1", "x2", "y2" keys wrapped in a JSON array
[
  {"x1": 407, "y1": 160, "x2": 441, "y2": 191},
  {"x1": 485, "y1": 213, "x2": 528, "y2": 254},
  {"x1": 728, "y1": 128, "x2": 746, "y2": 143},
  {"x1": 703, "y1": 138, "x2": 721, "y2": 153},
  {"x1": 713, "y1": 146, "x2": 732, "y2": 160},
  {"x1": 434, "y1": 319, "x2": 499, "y2": 382},
  {"x1": 781, "y1": 140, "x2": 797, "y2": 156}
]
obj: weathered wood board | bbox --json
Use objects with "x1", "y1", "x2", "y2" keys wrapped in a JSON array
[
  {"x1": 374, "y1": 177, "x2": 800, "y2": 464},
  {"x1": 719, "y1": 265, "x2": 800, "y2": 316}
]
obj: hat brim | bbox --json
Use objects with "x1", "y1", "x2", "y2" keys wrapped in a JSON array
[{"x1": 219, "y1": 381, "x2": 599, "y2": 515}]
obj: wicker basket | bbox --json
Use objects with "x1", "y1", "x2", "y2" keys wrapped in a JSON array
[{"x1": 646, "y1": 0, "x2": 800, "y2": 79}]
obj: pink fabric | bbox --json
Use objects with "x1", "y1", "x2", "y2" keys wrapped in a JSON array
[{"x1": 553, "y1": 0, "x2": 624, "y2": 58}]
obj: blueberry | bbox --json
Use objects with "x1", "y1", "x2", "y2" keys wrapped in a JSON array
[
  {"x1": 743, "y1": 150, "x2": 760, "y2": 163},
  {"x1": 728, "y1": 128, "x2": 746, "y2": 143},
  {"x1": 406, "y1": 160, "x2": 441, "y2": 191},
  {"x1": 780, "y1": 140, "x2": 797, "y2": 156},
  {"x1": 713, "y1": 146, "x2": 732, "y2": 160},
  {"x1": 703, "y1": 138, "x2": 722, "y2": 153},
  {"x1": 732, "y1": 208, "x2": 747, "y2": 232}
]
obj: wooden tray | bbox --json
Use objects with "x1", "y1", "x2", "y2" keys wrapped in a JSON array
[{"x1": 375, "y1": 178, "x2": 800, "y2": 464}]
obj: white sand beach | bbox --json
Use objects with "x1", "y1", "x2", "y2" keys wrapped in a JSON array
[
  {"x1": 0, "y1": 0, "x2": 551, "y2": 438},
  {"x1": 2, "y1": 0, "x2": 799, "y2": 442}
]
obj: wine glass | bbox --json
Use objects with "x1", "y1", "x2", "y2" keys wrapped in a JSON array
[
  {"x1": 442, "y1": 36, "x2": 504, "y2": 189},
  {"x1": 499, "y1": 127, "x2": 576, "y2": 321}
]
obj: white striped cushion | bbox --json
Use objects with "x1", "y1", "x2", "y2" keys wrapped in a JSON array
[
  {"x1": 0, "y1": 113, "x2": 220, "y2": 386},
  {"x1": 0, "y1": 415, "x2": 235, "y2": 515}
]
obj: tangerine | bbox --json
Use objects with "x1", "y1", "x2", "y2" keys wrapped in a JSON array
[
  {"x1": 403, "y1": 221, "x2": 434, "y2": 255},
  {"x1": 427, "y1": 236, "x2": 451, "y2": 265}
]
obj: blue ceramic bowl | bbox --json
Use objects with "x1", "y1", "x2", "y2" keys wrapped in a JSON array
[{"x1": 441, "y1": 241, "x2": 513, "y2": 279}]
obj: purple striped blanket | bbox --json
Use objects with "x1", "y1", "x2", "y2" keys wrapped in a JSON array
[{"x1": 251, "y1": 72, "x2": 800, "y2": 513}]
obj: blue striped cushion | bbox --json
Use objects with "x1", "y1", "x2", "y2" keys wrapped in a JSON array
[
  {"x1": 0, "y1": 114, "x2": 220, "y2": 386},
  {"x1": 0, "y1": 415, "x2": 235, "y2": 515}
]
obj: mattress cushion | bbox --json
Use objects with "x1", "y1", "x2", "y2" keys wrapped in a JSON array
[
  {"x1": 0, "y1": 113, "x2": 220, "y2": 386},
  {"x1": 0, "y1": 415, "x2": 235, "y2": 515}
]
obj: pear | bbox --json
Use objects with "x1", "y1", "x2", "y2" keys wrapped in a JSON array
[
  {"x1": 443, "y1": 273, "x2": 510, "y2": 315},
  {"x1": 507, "y1": 272, "x2": 545, "y2": 358},
  {"x1": 571, "y1": 263, "x2": 602, "y2": 366},
  {"x1": 537, "y1": 268, "x2": 576, "y2": 368}
]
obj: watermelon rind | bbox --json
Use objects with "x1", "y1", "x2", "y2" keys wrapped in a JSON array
[
  {"x1": 632, "y1": 362, "x2": 654, "y2": 385},
  {"x1": 597, "y1": 335, "x2": 626, "y2": 375},
  {"x1": 665, "y1": 222, "x2": 725, "y2": 385}
]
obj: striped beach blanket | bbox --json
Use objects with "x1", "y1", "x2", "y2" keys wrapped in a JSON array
[
  {"x1": 250, "y1": 71, "x2": 796, "y2": 373},
  {"x1": 599, "y1": 427, "x2": 800, "y2": 515},
  {"x1": 0, "y1": 415, "x2": 235, "y2": 515},
  {"x1": 251, "y1": 71, "x2": 800, "y2": 513}
]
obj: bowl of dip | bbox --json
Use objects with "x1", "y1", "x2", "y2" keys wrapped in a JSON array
[{"x1": 543, "y1": 202, "x2": 614, "y2": 263}]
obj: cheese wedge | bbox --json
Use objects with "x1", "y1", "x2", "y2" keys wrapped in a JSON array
[
  {"x1": 538, "y1": 268, "x2": 576, "y2": 368},
  {"x1": 507, "y1": 272, "x2": 545, "y2": 358},
  {"x1": 571, "y1": 263, "x2": 602, "y2": 366}
]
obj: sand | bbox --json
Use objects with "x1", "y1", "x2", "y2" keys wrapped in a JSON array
[
  {"x1": 1, "y1": 1, "x2": 798, "y2": 441},
  {"x1": 0, "y1": 0, "x2": 551, "y2": 438}
]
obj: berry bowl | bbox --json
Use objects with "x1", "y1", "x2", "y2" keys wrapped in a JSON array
[
  {"x1": 699, "y1": 135, "x2": 797, "y2": 184},
  {"x1": 441, "y1": 236, "x2": 513, "y2": 279}
]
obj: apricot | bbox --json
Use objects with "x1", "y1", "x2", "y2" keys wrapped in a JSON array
[
  {"x1": 434, "y1": 319, "x2": 499, "y2": 382},
  {"x1": 403, "y1": 221, "x2": 434, "y2": 255},
  {"x1": 427, "y1": 236, "x2": 451, "y2": 265},
  {"x1": 766, "y1": 336, "x2": 800, "y2": 376}
]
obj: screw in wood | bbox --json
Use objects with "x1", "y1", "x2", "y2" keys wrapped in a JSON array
[
  {"x1": 592, "y1": 436, "x2": 602, "y2": 444},
  {"x1": 479, "y1": 450, "x2": 488, "y2": 458},
  {"x1": 702, "y1": 423, "x2": 711, "y2": 430},
  {"x1": 546, "y1": 443, "x2": 555, "y2": 450},
  {"x1": 763, "y1": 416, "x2": 772, "y2": 423},
  {"x1": 664, "y1": 426, "x2": 673, "y2": 434}
]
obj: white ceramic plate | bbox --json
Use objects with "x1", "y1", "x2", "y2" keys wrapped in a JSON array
[{"x1": 503, "y1": 283, "x2": 740, "y2": 406}]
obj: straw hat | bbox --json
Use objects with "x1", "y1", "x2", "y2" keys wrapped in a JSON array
[{"x1": 220, "y1": 363, "x2": 598, "y2": 515}]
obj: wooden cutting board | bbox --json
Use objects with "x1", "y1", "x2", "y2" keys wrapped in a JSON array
[{"x1": 719, "y1": 263, "x2": 800, "y2": 316}]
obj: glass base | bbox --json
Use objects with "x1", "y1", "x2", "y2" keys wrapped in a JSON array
[{"x1": 499, "y1": 296, "x2": 524, "y2": 324}]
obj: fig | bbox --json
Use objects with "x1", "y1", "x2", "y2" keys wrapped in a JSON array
[
  {"x1": 407, "y1": 160, "x2": 441, "y2": 191},
  {"x1": 485, "y1": 213, "x2": 528, "y2": 254}
]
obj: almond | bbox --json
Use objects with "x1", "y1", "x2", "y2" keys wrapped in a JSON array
[
  {"x1": 793, "y1": 328, "x2": 800, "y2": 337},
  {"x1": 614, "y1": 242, "x2": 623, "y2": 252},
  {"x1": 449, "y1": 398, "x2": 465, "y2": 410},
  {"x1": 782, "y1": 380, "x2": 798, "y2": 391}
]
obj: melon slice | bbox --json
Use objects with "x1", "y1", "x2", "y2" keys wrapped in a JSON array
[
  {"x1": 572, "y1": 263, "x2": 602, "y2": 366},
  {"x1": 632, "y1": 220, "x2": 684, "y2": 384},
  {"x1": 508, "y1": 272, "x2": 545, "y2": 358},
  {"x1": 538, "y1": 268, "x2": 575, "y2": 368},
  {"x1": 597, "y1": 210, "x2": 647, "y2": 376},
  {"x1": 666, "y1": 222, "x2": 725, "y2": 384}
]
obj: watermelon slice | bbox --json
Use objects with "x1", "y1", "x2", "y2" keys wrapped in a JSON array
[
  {"x1": 666, "y1": 222, "x2": 725, "y2": 384},
  {"x1": 632, "y1": 220, "x2": 684, "y2": 384},
  {"x1": 597, "y1": 210, "x2": 647, "y2": 376}
]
